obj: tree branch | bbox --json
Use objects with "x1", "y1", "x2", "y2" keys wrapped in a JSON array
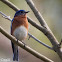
[
  {"x1": 0, "y1": 26, "x2": 53, "y2": 62},
  {"x1": 0, "y1": 0, "x2": 19, "y2": 11},
  {"x1": 25, "y1": 0, "x2": 62, "y2": 60},
  {"x1": 26, "y1": 0, "x2": 48, "y2": 28}
]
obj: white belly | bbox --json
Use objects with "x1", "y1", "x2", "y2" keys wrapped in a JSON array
[{"x1": 13, "y1": 26, "x2": 27, "y2": 41}]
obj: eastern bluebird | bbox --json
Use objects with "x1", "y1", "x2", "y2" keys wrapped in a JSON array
[{"x1": 11, "y1": 10, "x2": 29, "y2": 61}]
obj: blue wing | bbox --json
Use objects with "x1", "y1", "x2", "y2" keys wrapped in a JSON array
[{"x1": 11, "y1": 18, "x2": 19, "y2": 61}]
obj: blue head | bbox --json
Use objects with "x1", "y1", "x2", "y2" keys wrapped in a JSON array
[{"x1": 14, "y1": 10, "x2": 29, "y2": 17}]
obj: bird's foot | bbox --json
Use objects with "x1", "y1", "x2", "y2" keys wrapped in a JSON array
[{"x1": 21, "y1": 41, "x2": 26, "y2": 47}]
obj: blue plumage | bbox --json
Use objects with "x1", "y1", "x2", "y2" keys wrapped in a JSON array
[
  {"x1": 14, "y1": 10, "x2": 25, "y2": 17},
  {"x1": 11, "y1": 10, "x2": 29, "y2": 61},
  {"x1": 14, "y1": 10, "x2": 29, "y2": 17},
  {"x1": 11, "y1": 10, "x2": 25, "y2": 61}
]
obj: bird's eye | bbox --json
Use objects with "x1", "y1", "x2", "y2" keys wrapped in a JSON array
[{"x1": 21, "y1": 11, "x2": 23, "y2": 13}]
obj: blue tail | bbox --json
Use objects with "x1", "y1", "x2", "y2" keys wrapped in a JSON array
[
  {"x1": 11, "y1": 19, "x2": 19, "y2": 61},
  {"x1": 11, "y1": 42, "x2": 19, "y2": 61}
]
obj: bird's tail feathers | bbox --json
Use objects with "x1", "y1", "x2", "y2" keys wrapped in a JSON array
[
  {"x1": 13, "y1": 45, "x2": 18, "y2": 61},
  {"x1": 11, "y1": 42, "x2": 19, "y2": 61}
]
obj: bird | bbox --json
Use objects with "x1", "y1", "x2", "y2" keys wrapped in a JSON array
[{"x1": 11, "y1": 10, "x2": 29, "y2": 61}]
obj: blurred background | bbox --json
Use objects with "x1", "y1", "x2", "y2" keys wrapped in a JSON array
[{"x1": 0, "y1": 0, "x2": 62, "y2": 62}]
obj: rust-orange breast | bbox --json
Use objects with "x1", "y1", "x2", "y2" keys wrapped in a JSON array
[{"x1": 11, "y1": 15, "x2": 28, "y2": 35}]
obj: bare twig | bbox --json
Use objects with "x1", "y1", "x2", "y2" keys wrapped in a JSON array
[
  {"x1": 0, "y1": 26, "x2": 53, "y2": 62},
  {"x1": 0, "y1": 11, "x2": 12, "y2": 21},
  {"x1": 28, "y1": 33, "x2": 53, "y2": 50},
  {"x1": 0, "y1": 11, "x2": 53, "y2": 50}
]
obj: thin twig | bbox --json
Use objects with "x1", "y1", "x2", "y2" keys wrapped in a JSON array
[
  {"x1": 0, "y1": 11, "x2": 12, "y2": 21},
  {"x1": 28, "y1": 33, "x2": 53, "y2": 50},
  {"x1": 0, "y1": 26, "x2": 53, "y2": 62},
  {"x1": 0, "y1": 11, "x2": 53, "y2": 50}
]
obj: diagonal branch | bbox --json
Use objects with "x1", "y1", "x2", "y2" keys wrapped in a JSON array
[
  {"x1": 0, "y1": 11, "x2": 53, "y2": 50},
  {"x1": 0, "y1": 26, "x2": 53, "y2": 62},
  {"x1": 0, "y1": 0, "x2": 19, "y2": 11}
]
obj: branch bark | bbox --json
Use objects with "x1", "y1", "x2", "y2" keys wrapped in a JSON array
[
  {"x1": 0, "y1": 26, "x2": 53, "y2": 62},
  {"x1": 26, "y1": 0, "x2": 47, "y2": 27}
]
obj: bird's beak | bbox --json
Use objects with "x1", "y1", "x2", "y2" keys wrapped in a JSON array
[{"x1": 25, "y1": 11, "x2": 30, "y2": 13}]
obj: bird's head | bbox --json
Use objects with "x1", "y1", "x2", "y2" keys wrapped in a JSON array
[{"x1": 14, "y1": 10, "x2": 30, "y2": 17}]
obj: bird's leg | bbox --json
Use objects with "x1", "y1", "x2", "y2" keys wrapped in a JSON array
[
  {"x1": 16, "y1": 39, "x2": 19, "y2": 61},
  {"x1": 28, "y1": 36, "x2": 31, "y2": 40},
  {"x1": 17, "y1": 39, "x2": 26, "y2": 47},
  {"x1": 58, "y1": 39, "x2": 62, "y2": 48},
  {"x1": 17, "y1": 39, "x2": 18, "y2": 42}
]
